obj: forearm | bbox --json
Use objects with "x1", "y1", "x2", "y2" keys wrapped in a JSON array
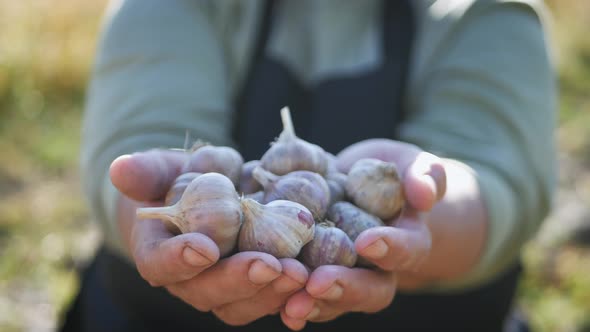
[{"x1": 398, "y1": 159, "x2": 487, "y2": 290}]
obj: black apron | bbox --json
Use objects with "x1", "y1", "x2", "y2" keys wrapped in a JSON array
[{"x1": 59, "y1": 1, "x2": 523, "y2": 331}]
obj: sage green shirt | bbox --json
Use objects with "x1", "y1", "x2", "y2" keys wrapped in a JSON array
[{"x1": 80, "y1": 0, "x2": 558, "y2": 291}]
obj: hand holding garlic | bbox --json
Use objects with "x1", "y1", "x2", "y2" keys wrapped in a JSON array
[
  {"x1": 280, "y1": 138, "x2": 449, "y2": 330},
  {"x1": 117, "y1": 107, "x2": 449, "y2": 330},
  {"x1": 110, "y1": 149, "x2": 310, "y2": 327}
]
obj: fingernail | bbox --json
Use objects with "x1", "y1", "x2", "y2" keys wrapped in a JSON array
[
  {"x1": 183, "y1": 247, "x2": 212, "y2": 267},
  {"x1": 248, "y1": 260, "x2": 281, "y2": 285},
  {"x1": 316, "y1": 283, "x2": 343, "y2": 301},
  {"x1": 362, "y1": 239, "x2": 388, "y2": 259},
  {"x1": 304, "y1": 306, "x2": 320, "y2": 320}
]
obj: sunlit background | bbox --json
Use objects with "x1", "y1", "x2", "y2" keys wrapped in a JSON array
[{"x1": 0, "y1": 1, "x2": 588, "y2": 331}]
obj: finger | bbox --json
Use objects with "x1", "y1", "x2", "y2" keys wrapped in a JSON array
[
  {"x1": 403, "y1": 152, "x2": 447, "y2": 211},
  {"x1": 308, "y1": 266, "x2": 396, "y2": 313},
  {"x1": 131, "y1": 214, "x2": 220, "y2": 286},
  {"x1": 168, "y1": 251, "x2": 282, "y2": 312},
  {"x1": 354, "y1": 215, "x2": 432, "y2": 272},
  {"x1": 110, "y1": 149, "x2": 188, "y2": 202},
  {"x1": 280, "y1": 307, "x2": 307, "y2": 331},
  {"x1": 284, "y1": 290, "x2": 318, "y2": 321},
  {"x1": 211, "y1": 258, "x2": 308, "y2": 326},
  {"x1": 284, "y1": 266, "x2": 396, "y2": 322},
  {"x1": 335, "y1": 139, "x2": 422, "y2": 173}
]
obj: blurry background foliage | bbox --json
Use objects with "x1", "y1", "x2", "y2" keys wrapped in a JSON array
[{"x1": 0, "y1": 1, "x2": 588, "y2": 331}]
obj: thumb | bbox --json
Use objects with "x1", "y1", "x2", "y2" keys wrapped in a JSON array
[
  {"x1": 403, "y1": 152, "x2": 447, "y2": 211},
  {"x1": 109, "y1": 149, "x2": 188, "y2": 202}
]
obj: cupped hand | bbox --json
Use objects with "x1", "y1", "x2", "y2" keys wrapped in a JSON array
[
  {"x1": 336, "y1": 138, "x2": 446, "y2": 272},
  {"x1": 280, "y1": 139, "x2": 447, "y2": 330},
  {"x1": 110, "y1": 149, "x2": 309, "y2": 326},
  {"x1": 280, "y1": 266, "x2": 397, "y2": 330},
  {"x1": 279, "y1": 210, "x2": 430, "y2": 331}
]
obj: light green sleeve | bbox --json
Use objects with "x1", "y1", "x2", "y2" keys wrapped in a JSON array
[
  {"x1": 399, "y1": 2, "x2": 558, "y2": 290},
  {"x1": 80, "y1": 0, "x2": 235, "y2": 258}
]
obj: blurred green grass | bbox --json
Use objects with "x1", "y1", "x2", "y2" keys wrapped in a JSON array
[{"x1": 0, "y1": 0, "x2": 588, "y2": 331}]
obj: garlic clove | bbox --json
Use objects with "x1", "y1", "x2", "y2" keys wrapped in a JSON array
[
  {"x1": 181, "y1": 142, "x2": 244, "y2": 186},
  {"x1": 238, "y1": 198, "x2": 315, "y2": 259},
  {"x1": 252, "y1": 166, "x2": 331, "y2": 222},
  {"x1": 299, "y1": 220, "x2": 357, "y2": 270},
  {"x1": 238, "y1": 160, "x2": 263, "y2": 194},
  {"x1": 136, "y1": 172, "x2": 243, "y2": 257},
  {"x1": 325, "y1": 171, "x2": 348, "y2": 206},
  {"x1": 345, "y1": 158, "x2": 405, "y2": 221},
  {"x1": 260, "y1": 107, "x2": 328, "y2": 176}
]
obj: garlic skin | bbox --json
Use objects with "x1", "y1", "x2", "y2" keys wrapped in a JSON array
[
  {"x1": 181, "y1": 143, "x2": 244, "y2": 186},
  {"x1": 136, "y1": 173, "x2": 242, "y2": 257},
  {"x1": 238, "y1": 160, "x2": 262, "y2": 194},
  {"x1": 328, "y1": 201, "x2": 385, "y2": 268},
  {"x1": 345, "y1": 158, "x2": 405, "y2": 221},
  {"x1": 260, "y1": 107, "x2": 328, "y2": 176},
  {"x1": 299, "y1": 221, "x2": 357, "y2": 270},
  {"x1": 327, "y1": 201, "x2": 385, "y2": 241},
  {"x1": 325, "y1": 172, "x2": 348, "y2": 206},
  {"x1": 245, "y1": 190, "x2": 265, "y2": 203},
  {"x1": 238, "y1": 198, "x2": 315, "y2": 259},
  {"x1": 164, "y1": 172, "x2": 202, "y2": 206},
  {"x1": 253, "y1": 166, "x2": 330, "y2": 222},
  {"x1": 325, "y1": 152, "x2": 338, "y2": 172},
  {"x1": 163, "y1": 172, "x2": 202, "y2": 234}
]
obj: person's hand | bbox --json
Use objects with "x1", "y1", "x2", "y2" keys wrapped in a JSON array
[
  {"x1": 279, "y1": 138, "x2": 447, "y2": 330},
  {"x1": 109, "y1": 149, "x2": 309, "y2": 326}
]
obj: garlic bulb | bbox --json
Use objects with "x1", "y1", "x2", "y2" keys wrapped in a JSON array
[
  {"x1": 238, "y1": 198, "x2": 315, "y2": 259},
  {"x1": 299, "y1": 221, "x2": 357, "y2": 270},
  {"x1": 252, "y1": 166, "x2": 330, "y2": 222},
  {"x1": 182, "y1": 142, "x2": 244, "y2": 186},
  {"x1": 327, "y1": 201, "x2": 385, "y2": 242},
  {"x1": 325, "y1": 171, "x2": 348, "y2": 206},
  {"x1": 345, "y1": 158, "x2": 405, "y2": 221},
  {"x1": 328, "y1": 201, "x2": 385, "y2": 268},
  {"x1": 136, "y1": 172, "x2": 242, "y2": 257},
  {"x1": 164, "y1": 172, "x2": 202, "y2": 206},
  {"x1": 238, "y1": 160, "x2": 263, "y2": 194},
  {"x1": 260, "y1": 107, "x2": 328, "y2": 176},
  {"x1": 245, "y1": 190, "x2": 265, "y2": 203}
]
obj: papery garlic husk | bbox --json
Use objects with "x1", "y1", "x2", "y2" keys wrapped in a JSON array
[
  {"x1": 253, "y1": 166, "x2": 330, "y2": 222},
  {"x1": 238, "y1": 160, "x2": 262, "y2": 194},
  {"x1": 136, "y1": 173, "x2": 242, "y2": 257},
  {"x1": 260, "y1": 107, "x2": 328, "y2": 176},
  {"x1": 325, "y1": 172, "x2": 348, "y2": 205},
  {"x1": 238, "y1": 198, "x2": 315, "y2": 258},
  {"x1": 299, "y1": 220, "x2": 357, "y2": 270},
  {"x1": 327, "y1": 201, "x2": 385, "y2": 268},
  {"x1": 345, "y1": 158, "x2": 405, "y2": 220},
  {"x1": 181, "y1": 142, "x2": 244, "y2": 186}
]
